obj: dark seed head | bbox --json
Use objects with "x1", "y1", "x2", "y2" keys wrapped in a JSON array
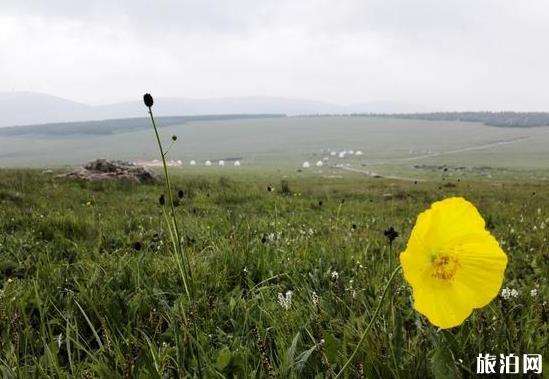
[
  {"x1": 384, "y1": 226, "x2": 399, "y2": 243},
  {"x1": 143, "y1": 93, "x2": 154, "y2": 108},
  {"x1": 178, "y1": 190, "x2": 184, "y2": 199},
  {"x1": 352, "y1": 224, "x2": 357, "y2": 230},
  {"x1": 267, "y1": 186, "x2": 273, "y2": 192},
  {"x1": 261, "y1": 236, "x2": 267, "y2": 243},
  {"x1": 159, "y1": 194, "x2": 165, "y2": 205},
  {"x1": 132, "y1": 242, "x2": 142, "y2": 251},
  {"x1": 318, "y1": 201, "x2": 323, "y2": 206},
  {"x1": 414, "y1": 180, "x2": 418, "y2": 184},
  {"x1": 172, "y1": 135, "x2": 177, "y2": 141},
  {"x1": 443, "y1": 167, "x2": 448, "y2": 172}
]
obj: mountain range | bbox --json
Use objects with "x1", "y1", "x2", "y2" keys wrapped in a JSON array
[{"x1": 0, "y1": 92, "x2": 430, "y2": 128}]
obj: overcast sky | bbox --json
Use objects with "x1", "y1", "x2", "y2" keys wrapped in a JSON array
[{"x1": 1, "y1": 0, "x2": 548, "y2": 110}]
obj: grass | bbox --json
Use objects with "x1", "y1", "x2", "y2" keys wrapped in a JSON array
[{"x1": 0, "y1": 169, "x2": 547, "y2": 377}]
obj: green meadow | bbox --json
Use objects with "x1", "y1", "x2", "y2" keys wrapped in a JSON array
[{"x1": 0, "y1": 167, "x2": 547, "y2": 377}]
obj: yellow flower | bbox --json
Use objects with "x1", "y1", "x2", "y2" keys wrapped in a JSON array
[{"x1": 400, "y1": 197, "x2": 508, "y2": 329}]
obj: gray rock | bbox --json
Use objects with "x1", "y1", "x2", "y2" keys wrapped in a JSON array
[{"x1": 64, "y1": 159, "x2": 160, "y2": 184}]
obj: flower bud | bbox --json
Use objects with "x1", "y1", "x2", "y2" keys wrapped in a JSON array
[{"x1": 143, "y1": 93, "x2": 154, "y2": 107}]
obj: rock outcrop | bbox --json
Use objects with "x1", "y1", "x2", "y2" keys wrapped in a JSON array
[{"x1": 64, "y1": 159, "x2": 159, "y2": 184}]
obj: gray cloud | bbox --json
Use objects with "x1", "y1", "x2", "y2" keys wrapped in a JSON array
[{"x1": 1, "y1": 0, "x2": 548, "y2": 110}]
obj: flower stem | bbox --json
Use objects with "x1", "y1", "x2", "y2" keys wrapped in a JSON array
[
  {"x1": 335, "y1": 265, "x2": 402, "y2": 378},
  {"x1": 147, "y1": 107, "x2": 193, "y2": 299},
  {"x1": 147, "y1": 106, "x2": 202, "y2": 377}
]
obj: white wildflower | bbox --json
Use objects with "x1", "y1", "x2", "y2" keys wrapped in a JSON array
[
  {"x1": 311, "y1": 291, "x2": 319, "y2": 306},
  {"x1": 331, "y1": 271, "x2": 339, "y2": 280},
  {"x1": 502, "y1": 287, "x2": 519, "y2": 300},
  {"x1": 530, "y1": 288, "x2": 538, "y2": 297},
  {"x1": 278, "y1": 290, "x2": 293, "y2": 310}
]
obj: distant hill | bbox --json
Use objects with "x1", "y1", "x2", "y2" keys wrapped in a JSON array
[
  {"x1": 0, "y1": 92, "x2": 429, "y2": 127},
  {"x1": 373, "y1": 112, "x2": 549, "y2": 127},
  {"x1": 0, "y1": 114, "x2": 285, "y2": 137},
  {"x1": 0, "y1": 92, "x2": 93, "y2": 127}
]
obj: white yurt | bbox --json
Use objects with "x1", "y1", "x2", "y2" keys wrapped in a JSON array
[
  {"x1": 316, "y1": 160, "x2": 324, "y2": 167},
  {"x1": 218, "y1": 160, "x2": 225, "y2": 167},
  {"x1": 189, "y1": 160, "x2": 197, "y2": 166},
  {"x1": 302, "y1": 161, "x2": 311, "y2": 168},
  {"x1": 205, "y1": 160, "x2": 212, "y2": 166},
  {"x1": 234, "y1": 161, "x2": 241, "y2": 166}
]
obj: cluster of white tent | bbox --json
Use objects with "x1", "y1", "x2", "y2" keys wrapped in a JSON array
[
  {"x1": 301, "y1": 148, "x2": 364, "y2": 169},
  {"x1": 329, "y1": 149, "x2": 363, "y2": 158},
  {"x1": 189, "y1": 159, "x2": 241, "y2": 167}
]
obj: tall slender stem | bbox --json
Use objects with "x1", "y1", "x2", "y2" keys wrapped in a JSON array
[
  {"x1": 147, "y1": 107, "x2": 193, "y2": 298},
  {"x1": 335, "y1": 265, "x2": 402, "y2": 378},
  {"x1": 147, "y1": 105, "x2": 202, "y2": 376}
]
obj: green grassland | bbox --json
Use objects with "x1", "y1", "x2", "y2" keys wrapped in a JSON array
[
  {"x1": 1, "y1": 117, "x2": 549, "y2": 175},
  {"x1": 0, "y1": 168, "x2": 547, "y2": 377}
]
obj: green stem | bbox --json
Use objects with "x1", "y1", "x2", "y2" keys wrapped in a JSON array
[
  {"x1": 147, "y1": 106, "x2": 202, "y2": 377},
  {"x1": 148, "y1": 108, "x2": 193, "y2": 299},
  {"x1": 335, "y1": 265, "x2": 402, "y2": 378}
]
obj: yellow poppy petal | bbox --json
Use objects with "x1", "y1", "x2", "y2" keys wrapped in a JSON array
[
  {"x1": 452, "y1": 235, "x2": 508, "y2": 308},
  {"x1": 429, "y1": 197, "x2": 485, "y2": 245},
  {"x1": 412, "y1": 278, "x2": 473, "y2": 329}
]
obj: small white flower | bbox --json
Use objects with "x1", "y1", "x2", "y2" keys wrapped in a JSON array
[
  {"x1": 56, "y1": 333, "x2": 63, "y2": 349},
  {"x1": 277, "y1": 290, "x2": 293, "y2": 310},
  {"x1": 311, "y1": 291, "x2": 319, "y2": 306},
  {"x1": 502, "y1": 287, "x2": 519, "y2": 300},
  {"x1": 331, "y1": 271, "x2": 339, "y2": 280},
  {"x1": 530, "y1": 288, "x2": 538, "y2": 297},
  {"x1": 243, "y1": 267, "x2": 248, "y2": 274}
]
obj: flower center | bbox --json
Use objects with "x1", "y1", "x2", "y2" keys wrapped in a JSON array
[{"x1": 431, "y1": 254, "x2": 460, "y2": 280}]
